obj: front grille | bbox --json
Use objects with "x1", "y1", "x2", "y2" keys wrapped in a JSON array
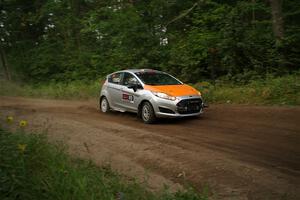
[
  {"x1": 159, "y1": 107, "x2": 175, "y2": 114},
  {"x1": 177, "y1": 98, "x2": 202, "y2": 114}
]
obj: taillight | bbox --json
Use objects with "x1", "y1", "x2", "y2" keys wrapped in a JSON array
[{"x1": 100, "y1": 79, "x2": 106, "y2": 86}]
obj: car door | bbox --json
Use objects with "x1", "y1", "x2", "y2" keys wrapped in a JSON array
[
  {"x1": 106, "y1": 72, "x2": 124, "y2": 108},
  {"x1": 119, "y1": 72, "x2": 142, "y2": 112}
]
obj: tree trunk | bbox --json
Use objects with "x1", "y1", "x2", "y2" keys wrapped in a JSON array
[
  {"x1": 0, "y1": 47, "x2": 11, "y2": 81},
  {"x1": 269, "y1": 0, "x2": 284, "y2": 40},
  {"x1": 252, "y1": 0, "x2": 256, "y2": 26}
]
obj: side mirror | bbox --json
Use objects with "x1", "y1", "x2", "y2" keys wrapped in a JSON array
[{"x1": 128, "y1": 84, "x2": 143, "y2": 92}]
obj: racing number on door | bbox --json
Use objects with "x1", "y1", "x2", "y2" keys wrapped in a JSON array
[{"x1": 122, "y1": 93, "x2": 134, "y2": 103}]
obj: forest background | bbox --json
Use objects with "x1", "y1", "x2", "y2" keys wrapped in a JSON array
[{"x1": 1, "y1": 0, "x2": 299, "y2": 104}]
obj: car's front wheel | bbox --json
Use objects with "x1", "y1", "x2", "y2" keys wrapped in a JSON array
[
  {"x1": 100, "y1": 97, "x2": 110, "y2": 113},
  {"x1": 141, "y1": 102, "x2": 156, "y2": 124}
]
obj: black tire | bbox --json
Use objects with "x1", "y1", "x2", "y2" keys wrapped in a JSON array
[
  {"x1": 100, "y1": 97, "x2": 110, "y2": 113},
  {"x1": 141, "y1": 102, "x2": 156, "y2": 124}
]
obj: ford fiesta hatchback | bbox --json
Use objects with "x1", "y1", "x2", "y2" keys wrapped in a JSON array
[{"x1": 99, "y1": 69, "x2": 204, "y2": 123}]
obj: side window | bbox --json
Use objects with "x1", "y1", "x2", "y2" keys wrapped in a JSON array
[
  {"x1": 108, "y1": 73, "x2": 122, "y2": 84},
  {"x1": 122, "y1": 73, "x2": 138, "y2": 86}
]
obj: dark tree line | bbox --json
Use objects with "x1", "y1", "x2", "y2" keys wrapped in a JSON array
[{"x1": 0, "y1": 0, "x2": 299, "y2": 83}]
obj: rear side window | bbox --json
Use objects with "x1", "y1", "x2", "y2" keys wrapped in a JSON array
[{"x1": 108, "y1": 73, "x2": 122, "y2": 84}]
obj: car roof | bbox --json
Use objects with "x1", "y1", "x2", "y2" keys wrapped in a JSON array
[{"x1": 116, "y1": 69, "x2": 162, "y2": 74}]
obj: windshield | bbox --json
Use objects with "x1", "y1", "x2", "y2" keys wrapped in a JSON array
[{"x1": 135, "y1": 71, "x2": 182, "y2": 85}]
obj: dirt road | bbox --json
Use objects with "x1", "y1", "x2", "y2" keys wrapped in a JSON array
[{"x1": 0, "y1": 96, "x2": 299, "y2": 200}]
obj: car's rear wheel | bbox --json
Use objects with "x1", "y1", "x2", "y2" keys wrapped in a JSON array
[
  {"x1": 141, "y1": 102, "x2": 156, "y2": 124},
  {"x1": 100, "y1": 97, "x2": 110, "y2": 113}
]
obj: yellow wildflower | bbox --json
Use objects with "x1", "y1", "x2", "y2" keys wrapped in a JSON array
[
  {"x1": 19, "y1": 120, "x2": 28, "y2": 127},
  {"x1": 18, "y1": 144, "x2": 27, "y2": 153},
  {"x1": 6, "y1": 116, "x2": 13, "y2": 123}
]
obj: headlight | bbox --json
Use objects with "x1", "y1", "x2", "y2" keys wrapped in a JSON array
[
  {"x1": 198, "y1": 91, "x2": 202, "y2": 96},
  {"x1": 151, "y1": 91, "x2": 176, "y2": 101}
]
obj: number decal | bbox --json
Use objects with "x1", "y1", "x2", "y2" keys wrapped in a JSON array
[{"x1": 122, "y1": 93, "x2": 134, "y2": 103}]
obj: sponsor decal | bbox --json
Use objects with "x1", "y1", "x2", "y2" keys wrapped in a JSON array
[
  {"x1": 122, "y1": 93, "x2": 134, "y2": 103},
  {"x1": 189, "y1": 100, "x2": 200, "y2": 104}
]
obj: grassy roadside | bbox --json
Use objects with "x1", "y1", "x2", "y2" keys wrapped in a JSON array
[
  {"x1": 0, "y1": 127, "x2": 208, "y2": 200},
  {"x1": 0, "y1": 80, "x2": 100, "y2": 100},
  {"x1": 0, "y1": 73, "x2": 299, "y2": 105},
  {"x1": 195, "y1": 74, "x2": 300, "y2": 106}
]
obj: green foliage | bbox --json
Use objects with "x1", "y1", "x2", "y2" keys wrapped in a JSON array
[
  {"x1": 1, "y1": 0, "x2": 299, "y2": 83},
  {"x1": 0, "y1": 80, "x2": 101, "y2": 100},
  {"x1": 194, "y1": 72, "x2": 300, "y2": 105},
  {"x1": 167, "y1": 0, "x2": 289, "y2": 81},
  {"x1": 1, "y1": 73, "x2": 299, "y2": 105},
  {"x1": 0, "y1": 128, "x2": 208, "y2": 200}
]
